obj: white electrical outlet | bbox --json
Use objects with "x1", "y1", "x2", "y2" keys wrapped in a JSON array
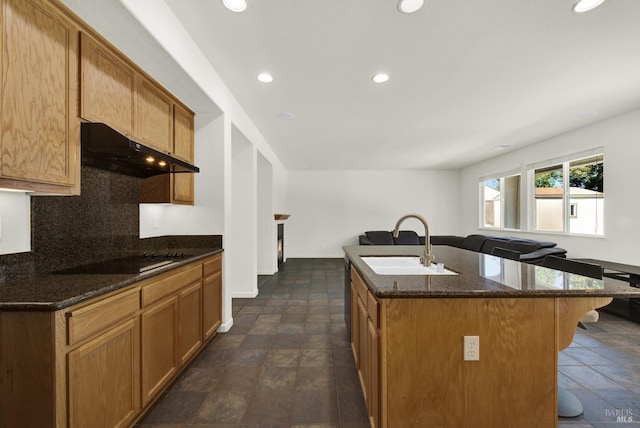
[{"x1": 464, "y1": 336, "x2": 480, "y2": 361}]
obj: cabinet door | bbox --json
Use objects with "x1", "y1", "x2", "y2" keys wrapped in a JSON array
[
  {"x1": 171, "y1": 174, "x2": 194, "y2": 205},
  {"x1": 80, "y1": 32, "x2": 134, "y2": 137},
  {"x1": 350, "y1": 283, "x2": 359, "y2": 367},
  {"x1": 135, "y1": 76, "x2": 173, "y2": 153},
  {"x1": 0, "y1": 0, "x2": 79, "y2": 190},
  {"x1": 203, "y1": 272, "x2": 222, "y2": 340},
  {"x1": 172, "y1": 104, "x2": 195, "y2": 204},
  {"x1": 367, "y1": 317, "x2": 380, "y2": 428},
  {"x1": 357, "y1": 295, "x2": 368, "y2": 402},
  {"x1": 173, "y1": 103, "x2": 194, "y2": 162},
  {"x1": 68, "y1": 318, "x2": 140, "y2": 428},
  {"x1": 178, "y1": 281, "x2": 202, "y2": 365},
  {"x1": 141, "y1": 296, "x2": 178, "y2": 406}
]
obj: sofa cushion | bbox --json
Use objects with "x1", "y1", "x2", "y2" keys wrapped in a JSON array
[
  {"x1": 394, "y1": 231, "x2": 420, "y2": 245},
  {"x1": 430, "y1": 235, "x2": 464, "y2": 247},
  {"x1": 531, "y1": 240, "x2": 557, "y2": 249},
  {"x1": 519, "y1": 247, "x2": 567, "y2": 264},
  {"x1": 365, "y1": 231, "x2": 394, "y2": 245},
  {"x1": 460, "y1": 234, "x2": 489, "y2": 252},
  {"x1": 480, "y1": 237, "x2": 511, "y2": 254},
  {"x1": 503, "y1": 239, "x2": 543, "y2": 254}
]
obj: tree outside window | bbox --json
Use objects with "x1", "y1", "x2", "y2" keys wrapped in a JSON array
[{"x1": 534, "y1": 155, "x2": 603, "y2": 235}]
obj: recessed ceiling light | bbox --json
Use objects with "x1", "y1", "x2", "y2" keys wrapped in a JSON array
[
  {"x1": 372, "y1": 73, "x2": 389, "y2": 83},
  {"x1": 397, "y1": 0, "x2": 425, "y2": 14},
  {"x1": 276, "y1": 112, "x2": 295, "y2": 120},
  {"x1": 572, "y1": 0, "x2": 605, "y2": 13},
  {"x1": 490, "y1": 144, "x2": 512, "y2": 151},
  {"x1": 257, "y1": 73, "x2": 273, "y2": 83},
  {"x1": 223, "y1": 0, "x2": 247, "y2": 12}
]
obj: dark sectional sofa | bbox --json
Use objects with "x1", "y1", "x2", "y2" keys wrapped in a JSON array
[{"x1": 358, "y1": 231, "x2": 567, "y2": 265}]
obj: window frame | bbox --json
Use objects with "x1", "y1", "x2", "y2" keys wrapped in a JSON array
[
  {"x1": 527, "y1": 147, "x2": 604, "y2": 237},
  {"x1": 478, "y1": 169, "x2": 522, "y2": 231}
]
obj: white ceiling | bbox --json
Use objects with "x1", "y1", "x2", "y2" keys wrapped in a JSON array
[
  {"x1": 69, "y1": 0, "x2": 640, "y2": 171},
  {"x1": 159, "y1": 0, "x2": 640, "y2": 170}
]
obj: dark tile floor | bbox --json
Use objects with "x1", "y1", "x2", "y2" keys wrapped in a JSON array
[
  {"x1": 138, "y1": 258, "x2": 640, "y2": 428},
  {"x1": 558, "y1": 311, "x2": 640, "y2": 427},
  {"x1": 138, "y1": 258, "x2": 368, "y2": 428}
]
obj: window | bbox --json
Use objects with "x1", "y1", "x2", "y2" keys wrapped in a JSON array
[
  {"x1": 532, "y1": 153, "x2": 603, "y2": 235},
  {"x1": 481, "y1": 173, "x2": 521, "y2": 230},
  {"x1": 570, "y1": 203, "x2": 578, "y2": 218}
]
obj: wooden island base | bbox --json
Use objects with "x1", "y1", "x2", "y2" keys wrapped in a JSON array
[{"x1": 351, "y1": 266, "x2": 612, "y2": 427}]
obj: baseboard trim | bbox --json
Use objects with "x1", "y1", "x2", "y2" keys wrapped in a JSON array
[
  {"x1": 218, "y1": 317, "x2": 233, "y2": 333},
  {"x1": 231, "y1": 290, "x2": 259, "y2": 298}
]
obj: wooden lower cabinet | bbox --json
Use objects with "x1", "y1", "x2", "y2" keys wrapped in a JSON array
[
  {"x1": 141, "y1": 296, "x2": 179, "y2": 406},
  {"x1": 0, "y1": 253, "x2": 224, "y2": 427},
  {"x1": 350, "y1": 265, "x2": 613, "y2": 427},
  {"x1": 350, "y1": 283, "x2": 360, "y2": 367},
  {"x1": 350, "y1": 267, "x2": 380, "y2": 427},
  {"x1": 203, "y1": 254, "x2": 223, "y2": 339},
  {"x1": 178, "y1": 282, "x2": 203, "y2": 365},
  {"x1": 68, "y1": 318, "x2": 140, "y2": 428},
  {"x1": 366, "y1": 307, "x2": 380, "y2": 428},
  {"x1": 356, "y1": 295, "x2": 368, "y2": 402}
]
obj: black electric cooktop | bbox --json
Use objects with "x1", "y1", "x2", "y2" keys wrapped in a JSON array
[{"x1": 55, "y1": 253, "x2": 191, "y2": 275}]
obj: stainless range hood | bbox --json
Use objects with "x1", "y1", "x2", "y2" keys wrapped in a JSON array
[{"x1": 81, "y1": 122, "x2": 199, "y2": 178}]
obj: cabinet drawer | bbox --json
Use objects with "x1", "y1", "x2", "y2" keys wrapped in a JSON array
[
  {"x1": 367, "y1": 290, "x2": 379, "y2": 328},
  {"x1": 67, "y1": 287, "x2": 139, "y2": 346},
  {"x1": 142, "y1": 265, "x2": 201, "y2": 308},
  {"x1": 203, "y1": 255, "x2": 222, "y2": 277}
]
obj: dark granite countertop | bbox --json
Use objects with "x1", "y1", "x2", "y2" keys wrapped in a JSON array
[
  {"x1": 0, "y1": 249, "x2": 223, "y2": 311},
  {"x1": 344, "y1": 245, "x2": 640, "y2": 299}
]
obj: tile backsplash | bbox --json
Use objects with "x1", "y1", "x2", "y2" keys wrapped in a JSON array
[
  {"x1": 0, "y1": 166, "x2": 221, "y2": 282},
  {"x1": 31, "y1": 166, "x2": 141, "y2": 273}
]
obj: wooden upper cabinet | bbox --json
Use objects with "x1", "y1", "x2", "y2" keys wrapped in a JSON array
[
  {"x1": 174, "y1": 104, "x2": 194, "y2": 162},
  {"x1": 0, "y1": 0, "x2": 80, "y2": 192},
  {"x1": 140, "y1": 103, "x2": 195, "y2": 205},
  {"x1": 135, "y1": 76, "x2": 173, "y2": 153},
  {"x1": 172, "y1": 104, "x2": 195, "y2": 204},
  {"x1": 172, "y1": 172, "x2": 194, "y2": 205},
  {"x1": 79, "y1": 32, "x2": 134, "y2": 137}
]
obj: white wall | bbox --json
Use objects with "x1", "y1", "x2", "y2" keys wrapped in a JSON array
[
  {"x1": 228, "y1": 128, "x2": 258, "y2": 297},
  {"x1": 459, "y1": 108, "x2": 640, "y2": 265},
  {"x1": 287, "y1": 170, "x2": 461, "y2": 258},
  {"x1": 0, "y1": 192, "x2": 31, "y2": 255},
  {"x1": 257, "y1": 153, "x2": 276, "y2": 274}
]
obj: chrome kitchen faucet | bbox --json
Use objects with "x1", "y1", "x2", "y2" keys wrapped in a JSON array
[{"x1": 392, "y1": 213, "x2": 435, "y2": 267}]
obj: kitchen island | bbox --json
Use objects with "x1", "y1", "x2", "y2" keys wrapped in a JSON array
[{"x1": 344, "y1": 245, "x2": 640, "y2": 428}]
